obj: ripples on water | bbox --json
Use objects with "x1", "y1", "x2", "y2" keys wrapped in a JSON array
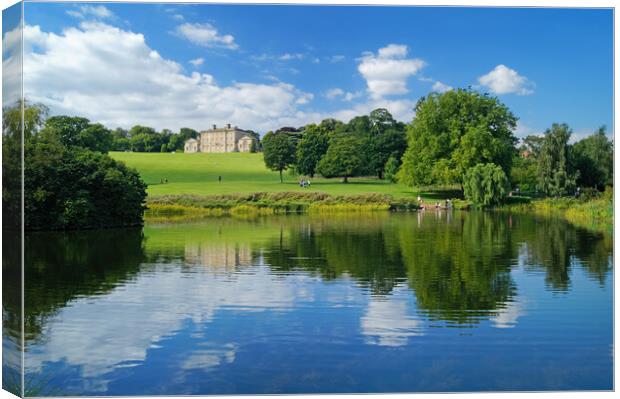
[{"x1": 2, "y1": 211, "x2": 613, "y2": 395}]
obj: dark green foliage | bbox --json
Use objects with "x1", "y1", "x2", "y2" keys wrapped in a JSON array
[
  {"x1": 262, "y1": 131, "x2": 297, "y2": 182},
  {"x1": 572, "y1": 126, "x2": 613, "y2": 189},
  {"x1": 384, "y1": 156, "x2": 400, "y2": 183},
  {"x1": 537, "y1": 123, "x2": 578, "y2": 196},
  {"x1": 463, "y1": 163, "x2": 510, "y2": 206},
  {"x1": 3, "y1": 101, "x2": 49, "y2": 229},
  {"x1": 399, "y1": 88, "x2": 517, "y2": 187},
  {"x1": 42, "y1": 115, "x2": 91, "y2": 147},
  {"x1": 25, "y1": 135, "x2": 147, "y2": 230},
  {"x1": 368, "y1": 128, "x2": 407, "y2": 178},
  {"x1": 316, "y1": 133, "x2": 369, "y2": 183},
  {"x1": 296, "y1": 124, "x2": 329, "y2": 177},
  {"x1": 510, "y1": 155, "x2": 538, "y2": 192},
  {"x1": 2, "y1": 101, "x2": 147, "y2": 230}
]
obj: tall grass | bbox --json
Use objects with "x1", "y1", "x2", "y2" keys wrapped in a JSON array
[
  {"x1": 502, "y1": 190, "x2": 613, "y2": 233},
  {"x1": 145, "y1": 192, "x2": 420, "y2": 220}
]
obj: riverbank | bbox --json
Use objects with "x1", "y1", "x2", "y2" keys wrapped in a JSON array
[
  {"x1": 145, "y1": 190, "x2": 613, "y2": 234},
  {"x1": 502, "y1": 193, "x2": 613, "y2": 233},
  {"x1": 145, "y1": 192, "x2": 424, "y2": 220}
]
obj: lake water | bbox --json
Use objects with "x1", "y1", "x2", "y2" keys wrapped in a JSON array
[{"x1": 3, "y1": 211, "x2": 613, "y2": 395}]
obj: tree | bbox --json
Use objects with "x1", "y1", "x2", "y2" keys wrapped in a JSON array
[
  {"x1": 369, "y1": 107, "x2": 397, "y2": 135},
  {"x1": 111, "y1": 128, "x2": 131, "y2": 151},
  {"x1": 537, "y1": 123, "x2": 578, "y2": 196},
  {"x1": 368, "y1": 127, "x2": 407, "y2": 178},
  {"x1": 463, "y1": 163, "x2": 510, "y2": 206},
  {"x1": 3, "y1": 100, "x2": 49, "y2": 229},
  {"x1": 262, "y1": 131, "x2": 297, "y2": 182},
  {"x1": 399, "y1": 89, "x2": 517, "y2": 189},
  {"x1": 76, "y1": 123, "x2": 113, "y2": 153},
  {"x1": 316, "y1": 133, "x2": 369, "y2": 183},
  {"x1": 3, "y1": 101, "x2": 147, "y2": 230},
  {"x1": 384, "y1": 156, "x2": 400, "y2": 183},
  {"x1": 296, "y1": 124, "x2": 329, "y2": 178},
  {"x1": 41, "y1": 115, "x2": 90, "y2": 147},
  {"x1": 572, "y1": 126, "x2": 613, "y2": 189}
]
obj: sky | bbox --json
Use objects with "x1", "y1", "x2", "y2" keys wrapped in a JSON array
[{"x1": 2, "y1": 2, "x2": 614, "y2": 141}]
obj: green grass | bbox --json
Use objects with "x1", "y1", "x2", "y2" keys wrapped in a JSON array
[{"x1": 110, "y1": 152, "x2": 423, "y2": 198}]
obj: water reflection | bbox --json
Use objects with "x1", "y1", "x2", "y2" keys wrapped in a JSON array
[{"x1": 9, "y1": 211, "x2": 613, "y2": 394}]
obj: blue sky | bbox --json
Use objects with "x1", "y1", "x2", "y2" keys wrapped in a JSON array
[{"x1": 5, "y1": 2, "x2": 613, "y2": 140}]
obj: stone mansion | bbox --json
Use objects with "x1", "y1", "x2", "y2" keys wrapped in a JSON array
[{"x1": 184, "y1": 124, "x2": 256, "y2": 153}]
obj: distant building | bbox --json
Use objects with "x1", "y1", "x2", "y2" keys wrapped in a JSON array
[{"x1": 184, "y1": 124, "x2": 256, "y2": 153}]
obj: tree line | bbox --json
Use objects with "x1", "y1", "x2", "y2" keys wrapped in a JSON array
[
  {"x1": 262, "y1": 88, "x2": 613, "y2": 205},
  {"x1": 2, "y1": 101, "x2": 148, "y2": 230}
]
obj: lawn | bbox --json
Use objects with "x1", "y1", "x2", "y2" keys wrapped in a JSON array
[{"x1": 110, "y1": 152, "x2": 422, "y2": 198}]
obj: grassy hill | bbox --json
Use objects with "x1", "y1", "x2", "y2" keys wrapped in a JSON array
[{"x1": 110, "y1": 151, "x2": 420, "y2": 198}]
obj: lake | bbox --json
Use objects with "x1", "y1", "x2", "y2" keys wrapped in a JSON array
[{"x1": 2, "y1": 211, "x2": 613, "y2": 395}]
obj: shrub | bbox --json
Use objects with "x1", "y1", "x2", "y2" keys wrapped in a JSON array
[
  {"x1": 384, "y1": 156, "x2": 400, "y2": 183},
  {"x1": 463, "y1": 163, "x2": 509, "y2": 206}
]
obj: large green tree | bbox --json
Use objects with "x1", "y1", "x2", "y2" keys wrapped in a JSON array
[
  {"x1": 316, "y1": 133, "x2": 369, "y2": 183},
  {"x1": 398, "y1": 89, "x2": 517, "y2": 189},
  {"x1": 536, "y1": 123, "x2": 578, "y2": 196},
  {"x1": 296, "y1": 124, "x2": 329, "y2": 178},
  {"x1": 262, "y1": 131, "x2": 297, "y2": 182},
  {"x1": 572, "y1": 126, "x2": 613, "y2": 190}
]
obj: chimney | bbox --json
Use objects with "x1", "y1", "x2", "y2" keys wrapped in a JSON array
[
  {"x1": 227, "y1": 123, "x2": 231, "y2": 129},
  {"x1": 212, "y1": 124, "x2": 216, "y2": 130}
]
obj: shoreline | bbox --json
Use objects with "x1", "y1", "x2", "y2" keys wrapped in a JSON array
[{"x1": 145, "y1": 192, "x2": 613, "y2": 234}]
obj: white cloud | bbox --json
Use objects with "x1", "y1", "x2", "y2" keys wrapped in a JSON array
[
  {"x1": 325, "y1": 88, "x2": 362, "y2": 102},
  {"x1": 175, "y1": 22, "x2": 238, "y2": 50},
  {"x1": 325, "y1": 88, "x2": 344, "y2": 99},
  {"x1": 2, "y1": 23, "x2": 22, "y2": 108},
  {"x1": 358, "y1": 44, "x2": 425, "y2": 99},
  {"x1": 189, "y1": 57, "x2": 204, "y2": 67},
  {"x1": 295, "y1": 92, "x2": 314, "y2": 105},
  {"x1": 343, "y1": 91, "x2": 362, "y2": 102},
  {"x1": 478, "y1": 64, "x2": 534, "y2": 95},
  {"x1": 172, "y1": 14, "x2": 184, "y2": 21},
  {"x1": 279, "y1": 53, "x2": 304, "y2": 61},
  {"x1": 66, "y1": 5, "x2": 114, "y2": 20},
  {"x1": 21, "y1": 22, "x2": 320, "y2": 132},
  {"x1": 431, "y1": 81, "x2": 453, "y2": 93},
  {"x1": 329, "y1": 55, "x2": 345, "y2": 63},
  {"x1": 377, "y1": 44, "x2": 408, "y2": 59},
  {"x1": 311, "y1": 57, "x2": 320, "y2": 64}
]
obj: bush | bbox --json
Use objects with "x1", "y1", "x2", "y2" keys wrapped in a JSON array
[
  {"x1": 384, "y1": 156, "x2": 400, "y2": 183},
  {"x1": 463, "y1": 163, "x2": 509, "y2": 206},
  {"x1": 25, "y1": 138, "x2": 147, "y2": 230}
]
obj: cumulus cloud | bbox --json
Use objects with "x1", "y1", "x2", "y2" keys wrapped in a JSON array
[
  {"x1": 15, "y1": 22, "x2": 419, "y2": 134},
  {"x1": 432, "y1": 81, "x2": 453, "y2": 93},
  {"x1": 295, "y1": 92, "x2": 314, "y2": 105},
  {"x1": 20, "y1": 22, "x2": 324, "y2": 132},
  {"x1": 478, "y1": 64, "x2": 534, "y2": 95},
  {"x1": 358, "y1": 44, "x2": 425, "y2": 99},
  {"x1": 325, "y1": 88, "x2": 362, "y2": 102},
  {"x1": 325, "y1": 88, "x2": 344, "y2": 99},
  {"x1": 2, "y1": 22, "x2": 22, "y2": 107},
  {"x1": 189, "y1": 57, "x2": 204, "y2": 67},
  {"x1": 175, "y1": 22, "x2": 238, "y2": 50},
  {"x1": 66, "y1": 5, "x2": 114, "y2": 19}
]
